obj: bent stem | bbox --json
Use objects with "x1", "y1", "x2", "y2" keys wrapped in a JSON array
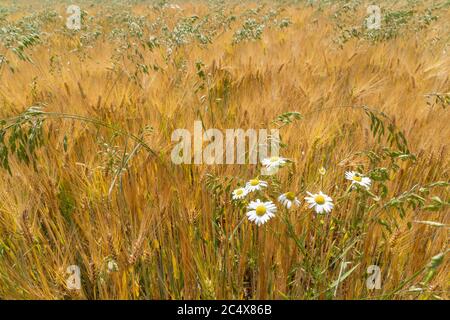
[{"x1": 1, "y1": 108, "x2": 156, "y2": 156}]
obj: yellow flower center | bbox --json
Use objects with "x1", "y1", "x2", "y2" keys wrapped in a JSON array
[
  {"x1": 353, "y1": 175, "x2": 362, "y2": 182},
  {"x1": 286, "y1": 192, "x2": 296, "y2": 201},
  {"x1": 236, "y1": 189, "x2": 244, "y2": 195},
  {"x1": 250, "y1": 179, "x2": 260, "y2": 186},
  {"x1": 255, "y1": 205, "x2": 267, "y2": 216},
  {"x1": 314, "y1": 195, "x2": 325, "y2": 205},
  {"x1": 270, "y1": 156, "x2": 279, "y2": 162}
]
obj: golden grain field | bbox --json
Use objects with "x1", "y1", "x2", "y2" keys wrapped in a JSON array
[{"x1": 0, "y1": 0, "x2": 449, "y2": 300}]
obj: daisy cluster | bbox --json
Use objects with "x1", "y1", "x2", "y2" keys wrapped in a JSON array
[{"x1": 231, "y1": 157, "x2": 372, "y2": 226}]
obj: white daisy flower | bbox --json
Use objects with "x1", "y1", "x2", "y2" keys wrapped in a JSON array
[
  {"x1": 278, "y1": 192, "x2": 301, "y2": 209},
  {"x1": 246, "y1": 199, "x2": 277, "y2": 226},
  {"x1": 261, "y1": 156, "x2": 287, "y2": 170},
  {"x1": 345, "y1": 171, "x2": 371, "y2": 189},
  {"x1": 305, "y1": 191, "x2": 334, "y2": 214},
  {"x1": 232, "y1": 187, "x2": 248, "y2": 200},
  {"x1": 245, "y1": 178, "x2": 268, "y2": 193}
]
